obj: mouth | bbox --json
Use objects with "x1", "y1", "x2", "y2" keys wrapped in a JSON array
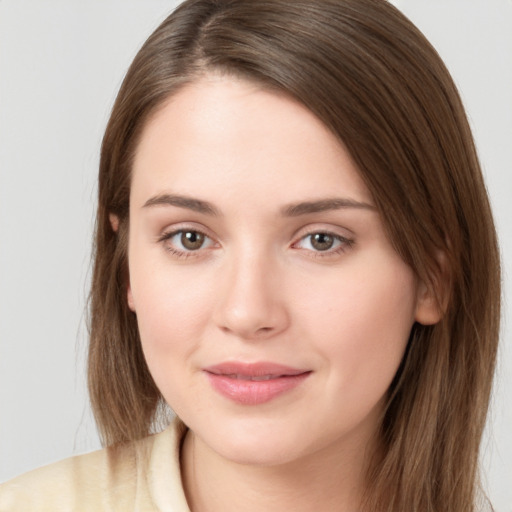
[
  {"x1": 203, "y1": 362, "x2": 311, "y2": 405},
  {"x1": 216, "y1": 374, "x2": 289, "y2": 381}
]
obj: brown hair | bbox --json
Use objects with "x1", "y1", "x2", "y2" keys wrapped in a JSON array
[{"x1": 88, "y1": 1, "x2": 501, "y2": 510}]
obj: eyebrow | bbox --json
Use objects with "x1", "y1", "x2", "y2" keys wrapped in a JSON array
[
  {"x1": 281, "y1": 198, "x2": 376, "y2": 216},
  {"x1": 142, "y1": 193, "x2": 376, "y2": 217},
  {"x1": 143, "y1": 194, "x2": 220, "y2": 216}
]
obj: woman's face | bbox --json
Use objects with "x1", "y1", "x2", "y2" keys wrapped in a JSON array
[{"x1": 127, "y1": 76, "x2": 435, "y2": 467}]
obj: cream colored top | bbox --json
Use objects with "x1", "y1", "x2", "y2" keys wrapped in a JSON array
[{"x1": 0, "y1": 419, "x2": 191, "y2": 511}]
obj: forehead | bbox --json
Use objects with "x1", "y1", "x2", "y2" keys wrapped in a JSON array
[{"x1": 130, "y1": 75, "x2": 372, "y2": 208}]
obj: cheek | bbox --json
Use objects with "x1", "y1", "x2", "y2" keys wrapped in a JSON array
[
  {"x1": 345, "y1": 269, "x2": 416, "y2": 347},
  {"x1": 131, "y1": 271, "x2": 216, "y2": 416},
  {"x1": 129, "y1": 260, "x2": 216, "y2": 376},
  {"x1": 302, "y1": 256, "x2": 417, "y2": 395}
]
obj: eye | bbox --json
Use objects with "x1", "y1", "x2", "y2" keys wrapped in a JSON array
[
  {"x1": 308, "y1": 233, "x2": 337, "y2": 251},
  {"x1": 294, "y1": 231, "x2": 353, "y2": 254},
  {"x1": 159, "y1": 229, "x2": 216, "y2": 255},
  {"x1": 177, "y1": 230, "x2": 207, "y2": 251}
]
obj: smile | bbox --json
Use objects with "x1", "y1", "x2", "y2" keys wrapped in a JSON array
[
  {"x1": 203, "y1": 362, "x2": 311, "y2": 405},
  {"x1": 224, "y1": 374, "x2": 282, "y2": 381}
]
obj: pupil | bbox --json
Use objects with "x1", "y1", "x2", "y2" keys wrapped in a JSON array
[
  {"x1": 181, "y1": 231, "x2": 204, "y2": 250},
  {"x1": 312, "y1": 233, "x2": 334, "y2": 251}
]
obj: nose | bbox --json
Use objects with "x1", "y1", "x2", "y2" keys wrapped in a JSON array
[{"x1": 212, "y1": 250, "x2": 289, "y2": 340}]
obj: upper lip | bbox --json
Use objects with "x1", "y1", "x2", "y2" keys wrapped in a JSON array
[{"x1": 203, "y1": 362, "x2": 310, "y2": 378}]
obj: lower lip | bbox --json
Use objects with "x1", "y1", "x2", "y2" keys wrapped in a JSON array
[{"x1": 205, "y1": 372, "x2": 311, "y2": 405}]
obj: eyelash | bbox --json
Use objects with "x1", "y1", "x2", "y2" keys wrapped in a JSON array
[
  {"x1": 293, "y1": 231, "x2": 354, "y2": 259},
  {"x1": 157, "y1": 228, "x2": 354, "y2": 260},
  {"x1": 157, "y1": 228, "x2": 215, "y2": 260}
]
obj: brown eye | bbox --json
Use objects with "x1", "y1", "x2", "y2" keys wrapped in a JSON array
[
  {"x1": 294, "y1": 231, "x2": 352, "y2": 256},
  {"x1": 181, "y1": 231, "x2": 205, "y2": 250},
  {"x1": 310, "y1": 233, "x2": 334, "y2": 251}
]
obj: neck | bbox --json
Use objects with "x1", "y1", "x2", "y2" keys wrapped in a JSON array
[{"x1": 181, "y1": 427, "x2": 376, "y2": 512}]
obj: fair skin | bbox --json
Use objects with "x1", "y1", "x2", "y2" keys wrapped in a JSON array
[{"x1": 126, "y1": 75, "x2": 439, "y2": 512}]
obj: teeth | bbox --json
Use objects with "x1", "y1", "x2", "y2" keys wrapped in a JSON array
[
  {"x1": 249, "y1": 375, "x2": 276, "y2": 381},
  {"x1": 226, "y1": 374, "x2": 279, "y2": 381}
]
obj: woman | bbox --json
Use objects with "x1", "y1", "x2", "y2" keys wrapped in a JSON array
[{"x1": 0, "y1": 1, "x2": 500, "y2": 511}]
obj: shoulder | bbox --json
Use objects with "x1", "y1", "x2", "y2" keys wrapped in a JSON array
[
  {"x1": 0, "y1": 439, "x2": 146, "y2": 511},
  {"x1": 0, "y1": 419, "x2": 189, "y2": 512}
]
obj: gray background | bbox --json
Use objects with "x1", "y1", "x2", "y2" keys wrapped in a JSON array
[{"x1": 1, "y1": 1, "x2": 511, "y2": 510}]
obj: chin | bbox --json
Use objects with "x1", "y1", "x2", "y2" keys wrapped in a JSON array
[
  {"x1": 193, "y1": 415, "x2": 318, "y2": 467},
  {"x1": 213, "y1": 436, "x2": 302, "y2": 467}
]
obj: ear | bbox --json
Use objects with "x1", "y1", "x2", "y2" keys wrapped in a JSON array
[
  {"x1": 127, "y1": 283, "x2": 136, "y2": 312},
  {"x1": 109, "y1": 213, "x2": 119, "y2": 232},
  {"x1": 110, "y1": 213, "x2": 135, "y2": 311},
  {"x1": 414, "y1": 252, "x2": 450, "y2": 326},
  {"x1": 414, "y1": 281, "x2": 443, "y2": 325}
]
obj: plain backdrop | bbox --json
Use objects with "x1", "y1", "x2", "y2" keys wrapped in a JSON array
[{"x1": 1, "y1": 1, "x2": 511, "y2": 510}]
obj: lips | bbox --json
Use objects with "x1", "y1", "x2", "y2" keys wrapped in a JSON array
[
  {"x1": 203, "y1": 362, "x2": 311, "y2": 405},
  {"x1": 220, "y1": 374, "x2": 284, "y2": 381}
]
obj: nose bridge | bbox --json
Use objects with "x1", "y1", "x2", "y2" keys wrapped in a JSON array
[{"x1": 214, "y1": 243, "x2": 287, "y2": 339}]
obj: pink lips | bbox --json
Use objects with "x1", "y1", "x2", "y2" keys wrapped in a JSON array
[{"x1": 204, "y1": 362, "x2": 311, "y2": 405}]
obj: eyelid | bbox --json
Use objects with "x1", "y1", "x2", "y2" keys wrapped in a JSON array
[
  {"x1": 157, "y1": 221, "x2": 217, "y2": 242},
  {"x1": 157, "y1": 222, "x2": 220, "y2": 258},
  {"x1": 291, "y1": 223, "x2": 354, "y2": 243},
  {"x1": 290, "y1": 225, "x2": 355, "y2": 256},
  {"x1": 293, "y1": 231, "x2": 353, "y2": 248},
  {"x1": 155, "y1": 222, "x2": 354, "y2": 260}
]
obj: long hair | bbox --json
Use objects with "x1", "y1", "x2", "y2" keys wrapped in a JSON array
[{"x1": 88, "y1": 1, "x2": 501, "y2": 510}]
